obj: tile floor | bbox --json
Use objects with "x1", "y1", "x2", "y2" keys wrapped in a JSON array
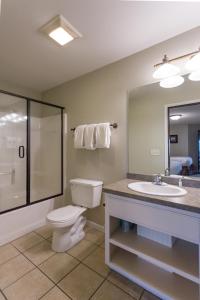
[{"x1": 0, "y1": 225, "x2": 160, "y2": 300}]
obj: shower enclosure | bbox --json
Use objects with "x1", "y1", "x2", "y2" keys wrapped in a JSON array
[{"x1": 0, "y1": 90, "x2": 64, "y2": 214}]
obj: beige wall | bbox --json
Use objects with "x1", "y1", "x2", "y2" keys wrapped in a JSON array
[
  {"x1": 43, "y1": 26, "x2": 200, "y2": 226},
  {"x1": 0, "y1": 80, "x2": 41, "y2": 99},
  {"x1": 170, "y1": 124, "x2": 189, "y2": 157}
]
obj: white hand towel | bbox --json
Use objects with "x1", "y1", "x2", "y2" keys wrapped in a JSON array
[
  {"x1": 96, "y1": 123, "x2": 111, "y2": 148},
  {"x1": 84, "y1": 124, "x2": 96, "y2": 150},
  {"x1": 74, "y1": 125, "x2": 86, "y2": 149}
]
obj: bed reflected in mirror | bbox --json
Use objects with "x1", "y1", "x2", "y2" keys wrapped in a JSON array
[{"x1": 168, "y1": 102, "x2": 200, "y2": 177}]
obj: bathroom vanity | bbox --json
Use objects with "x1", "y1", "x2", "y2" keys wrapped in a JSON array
[{"x1": 103, "y1": 179, "x2": 200, "y2": 300}]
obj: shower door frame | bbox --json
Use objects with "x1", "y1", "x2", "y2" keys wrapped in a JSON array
[{"x1": 0, "y1": 89, "x2": 64, "y2": 215}]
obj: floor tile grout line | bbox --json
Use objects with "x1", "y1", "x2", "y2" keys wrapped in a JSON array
[
  {"x1": 0, "y1": 228, "x2": 152, "y2": 300},
  {"x1": 84, "y1": 238, "x2": 105, "y2": 247},
  {"x1": 0, "y1": 289, "x2": 8, "y2": 300},
  {"x1": 80, "y1": 260, "x2": 110, "y2": 278},
  {"x1": 22, "y1": 230, "x2": 103, "y2": 273},
  {"x1": 11, "y1": 237, "x2": 51, "y2": 256},
  {"x1": 88, "y1": 270, "x2": 111, "y2": 300},
  {"x1": 1, "y1": 259, "x2": 57, "y2": 299},
  {"x1": 55, "y1": 283, "x2": 74, "y2": 300},
  {"x1": 38, "y1": 285, "x2": 56, "y2": 300},
  {"x1": 89, "y1": 269, "x2": 137, "y2": 300},
  {"x1": 55, "y1": 260, "x2": 82, "y2": 286},
  {"x1": 88, "y1": 277, "x2": 107, "y2": 300},
  {"x1": 11, "y1": 241, "x2": 57, "y2": 267},
  {"x1": 11, "y1": 237, "x2": 47, "y2": 254},
  {"x1": 66, "y1": 245, "x2": 99, "y2": 262},
  {"x1": 11, "y1": 235, "x2": 105, "y2": 289},
  {"x1": 0, "y1": 252, "x2": 21, "y2": 267},
  {"x1": 139, "y1": 289, "x2": 145, "y2": 300},
  {"x1": 0, "y1": 227, "x2": 106, "y2": 297},
  {"x1": 9, "y1": 244, "x2": 61, "y2": 289},
  {"x1": 53, "y1": 260, "x2": 108, "y2": 300},
  {"x1": 2, "y1": 248, "x2": 141, "y2": 300},
  {"x1": 1, "y1": 265, "x2": 36, "y2": 292},
  {"x1": 53, "y1": 260, "x2": 108, "y2": 299},
  {"x1": 33, "y1": 230, "x2": 52, "y2": 241},
  {"x1": 106, "y1": 277, "x2": 141, "y2": 300}
]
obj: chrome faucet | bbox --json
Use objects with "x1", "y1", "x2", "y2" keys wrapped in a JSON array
[
  {"x1": 178, "y1": 176, "x2": 184, "y2": 187},
  {"x1": 153, "y1": 174, "x2": 162, "y2": 185}
]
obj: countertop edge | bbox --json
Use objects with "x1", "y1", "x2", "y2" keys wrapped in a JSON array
[{"x1": 103, "y1": 187, "x2": 200, "y2": 214}]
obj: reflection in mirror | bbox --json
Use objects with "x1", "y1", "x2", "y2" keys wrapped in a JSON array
[{"x1": 169, "y1": 103, "x2": 200, "y2": 177}]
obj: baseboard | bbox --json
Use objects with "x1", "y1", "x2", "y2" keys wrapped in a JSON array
[
  {"x1": 0, "y1": 219, "x2": 46, "y2": 246},
  {"x1": 86, "y1": 220, "x2": 104, "y2": 232}
]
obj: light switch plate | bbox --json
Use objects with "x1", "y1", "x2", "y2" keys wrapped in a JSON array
[{"x1": 150, "y1": 148, "x2": 160, "y2": 156}]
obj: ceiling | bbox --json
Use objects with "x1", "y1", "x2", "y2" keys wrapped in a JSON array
[
  {"x1": 170, "y1": 103, "x2": 200, "y2": 125},
  {"x1": 1, "y1": 1, "x2": 200, "y2": 92}
]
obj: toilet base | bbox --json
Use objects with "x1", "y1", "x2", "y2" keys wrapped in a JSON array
[{"x1": 51, "y1": 216, "x2": 86, "y2": 252}]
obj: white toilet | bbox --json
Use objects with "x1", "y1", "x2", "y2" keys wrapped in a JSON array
[{"x1": 47, "y1": 178, "x2": 103, "y2": 252}]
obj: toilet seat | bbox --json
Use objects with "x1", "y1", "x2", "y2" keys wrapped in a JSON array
[{"x1": 47, "y1": 205, "x2": 86, "y2": 227}]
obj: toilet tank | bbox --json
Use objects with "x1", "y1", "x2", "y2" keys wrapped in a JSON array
[{"x1": 70, "y1": 178, "x2": 103, "y2": 208}]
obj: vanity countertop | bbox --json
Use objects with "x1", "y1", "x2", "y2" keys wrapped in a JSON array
[{"x1": 103, "y1": 179, "x2": 200, "y2": 214}]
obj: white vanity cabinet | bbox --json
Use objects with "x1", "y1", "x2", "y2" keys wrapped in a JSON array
[{"x1": 104, "y1": 193, "x2": 200, "y2": 300}]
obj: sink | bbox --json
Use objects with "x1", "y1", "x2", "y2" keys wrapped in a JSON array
[{"x1": 128, "y1": 181, "x2": 187, "y2": 197}]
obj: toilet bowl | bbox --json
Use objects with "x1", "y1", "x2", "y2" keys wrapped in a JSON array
[{"x1": 47, "y1": 178, "x2": 103, "y2": 252}]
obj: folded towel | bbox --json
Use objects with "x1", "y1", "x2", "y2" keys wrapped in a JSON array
[
  {"x1": 95, "y1": 123, "x2": 111, "y2": 148},
  {"x1": 74, "y1": 125, "x2": 86, "y2": 149},
  {"x1": 84, "y1": 124, "x2": 96, "y2": 150}
]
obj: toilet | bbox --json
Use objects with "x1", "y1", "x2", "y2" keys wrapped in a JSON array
[{"x1": 47, "y1": 178, "x2": 103, "y2": 252}]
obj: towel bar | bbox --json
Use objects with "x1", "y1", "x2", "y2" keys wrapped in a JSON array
[{"x1": 71, "y1": 122, "x2": 118, "y2": 132}]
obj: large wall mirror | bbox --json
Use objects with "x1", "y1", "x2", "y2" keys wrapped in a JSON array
[{"x1": 128, "y1": 74, "x2": 200, "y2": 180}]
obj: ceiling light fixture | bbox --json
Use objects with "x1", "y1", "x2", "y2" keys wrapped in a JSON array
[
  {"x1": 185, "y1": 51, "x2": 200, "y2": 72},
  {"x1": 170, "y1": 114, "x2": 182, "y2": 121},
  {"x1": 40, "y1": 15, "x2": 82, "y2": 46},
  {"x1": 153, "y1": 48, "x2": 200, "y2": 88},
  {"x1": 153, "y1": 55, "x2": 180, "y2": 79},
  {"x1": 188, "y1": 70, "x2": 200, "y2": 81},
  {"x1": 160, "y1": 75, "x2": 184, "y2": 89}
]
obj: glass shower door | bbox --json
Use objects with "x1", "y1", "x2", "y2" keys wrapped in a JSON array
[
  {"x1": 0, "y1": 93, "x2": 27, "y2": 212},
  {"x1": 30, "y1": 101, "x2": 63, "y2": 202}
]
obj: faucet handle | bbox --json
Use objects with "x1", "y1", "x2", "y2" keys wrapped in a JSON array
[
  {"x1": 165, "y1": 168, "x2": 170, "y2": 176},
  {"x1": 178, "y1": 176, "x2": 184, "y2": 187},
  {"x1": 153, "y1": 173, "x2": 162, "y2": 185}
]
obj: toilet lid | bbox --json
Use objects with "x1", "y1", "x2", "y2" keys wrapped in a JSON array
[{"x1": 47, "y1": 205, "x2": 86, "y2": 223}]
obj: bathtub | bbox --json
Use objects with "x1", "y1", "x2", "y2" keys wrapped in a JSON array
[{"x1": 0, "y1": 198, "x2": 55, "y2": 245}]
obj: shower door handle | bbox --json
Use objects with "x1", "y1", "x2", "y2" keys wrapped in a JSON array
[{"x1": 18, "y1": 146, "x2": 25, "y2": 158}]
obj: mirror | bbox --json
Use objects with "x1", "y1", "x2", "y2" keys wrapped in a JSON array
[{"x1": 128, "y1": 75, "x2": 200, "y2": 180}]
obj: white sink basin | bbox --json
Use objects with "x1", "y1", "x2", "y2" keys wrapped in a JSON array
[{"x1": 128, "y1": 181, "x2": 187, "y2": 197}]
